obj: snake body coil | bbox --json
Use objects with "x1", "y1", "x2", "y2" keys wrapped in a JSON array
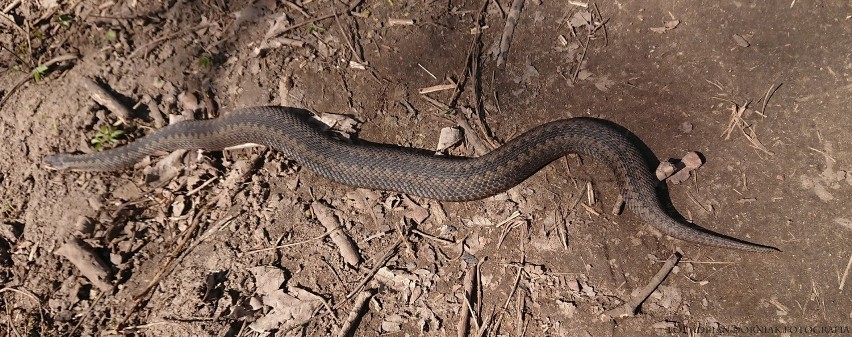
[{"x1": 46, "y1": 106, "x2": 777, "y2": 252}]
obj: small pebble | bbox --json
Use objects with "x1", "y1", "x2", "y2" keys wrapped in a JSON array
[{"x1": 680, "y1": 121, "x2": 693, "y2": 133}]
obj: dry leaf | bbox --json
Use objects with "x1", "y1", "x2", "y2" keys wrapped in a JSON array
[{"x1": 249, "y1": 286, "x2": 322, "y2": 332}]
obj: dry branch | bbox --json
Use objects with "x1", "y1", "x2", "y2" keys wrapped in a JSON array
[
  {"x1": 457, "y1": 254, "x2": 478, "y2": 337},
  {"x1": 311, "y1": 201, "x2": 362, "y2": 266},
  {"x1": 336, "y1": 289, "x2": 376, "y2": 337},
  {"x1": 79, "y1": 76, "x2": 133, "y2": 123},
  {"x1": 604, "y1": 252, "x2": 681, "y2": 318},
  {"x1": 496, "y1": 0, "x2": 526, "y2": 67}
]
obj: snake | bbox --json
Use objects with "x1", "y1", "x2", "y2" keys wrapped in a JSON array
[{"x1": 45, "y1": 106, "x2": 778, "y2": 252}]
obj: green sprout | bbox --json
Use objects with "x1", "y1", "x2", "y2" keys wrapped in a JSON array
[
  {"x1": 91, "y1": 124, "x2": 125, "y2": 151},
  {"x1": 197, "y1": 53, "x2": 213, "y2": 68},
  {"x1": 105, "y1": 30, "x2": 117, "y2": 41},
  {"x1": 56, "y1": 14, "x2": 74, "y2": 28},
  {"x1": 306, "y1": 23, "x2": 325, "y2": 33},
  {"x1": 32, "y1": 65, "x2": 48, "y2": 81}
]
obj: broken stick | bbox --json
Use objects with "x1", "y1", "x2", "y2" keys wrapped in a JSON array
[
  {"x1": 336, "y1": 289, "x2": 376, "y2": 337},
  {"x1": 496, "y1": 0, "x2": 526, "y2": 67},
  {"x1": 311, "y1": 201, "x2": 362, "y2": 266},
  {"x1": 604, "y1": 252, "x2": 681, "y2": 318},
  {"x1": 79, "y1": 76, "x2": 133, "y2": 123}
]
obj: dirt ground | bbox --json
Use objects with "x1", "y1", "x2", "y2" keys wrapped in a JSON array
[{"x1": 1, "y1": 0, "x2": 851, "y2": 336}]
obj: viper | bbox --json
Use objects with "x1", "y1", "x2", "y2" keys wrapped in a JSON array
[{"x1": 46, "y1": 106, "x2": 778, "y2": 252}]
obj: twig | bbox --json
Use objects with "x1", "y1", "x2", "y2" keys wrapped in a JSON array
[
  {"x1": 721, "y1": 101, "x2": 774, "y2": 156},
  {"x1": 337, "y1": 238, "x2": 402, "y2": 307},
  {"x1": 263, "y1": 0, "x2": 363, "y2": 42},
  {"x1": 418, "y1": 63, "x2": 438, "y2": 80},
  {"x1": 497, "y1": 219, "x2": 522, "y2": 249},
  {"x1": 421, "y1": 95, "x2": 452, "y2": 112},
  {"x1": 242, "y1": 231, "x2": 331, "y2": 255},
  {"x1": 0, "y1": 53, "x2": 79, "y2": 112},
  {"x1": 78, "y1": 76, "x2": 134, "y2": 123},
  {"x1": 571, "y1": 30, "x2": 592, "y2": 82},
  {"x1": 387, "y1": 18, "x2": 414, "y2": 26},
  {"x1": 840, "y1": 253, "x2": 852, "y2": 291},
  {"x1": 0, "y1": 44, "x2": 27, "y2": 66},
  {"x1": 760, "y1": 83, "x2": 782, "y2": 115},
  {"x1": 2, "y1": 1, "x2": 21, "y2": 13},
  {"x1": 129, "y1": 22, "x2": 214, "y2": 58},
  {"x1": 116, "y1": 205, "x2": 210, "y2": 330},
  {"x1": 35, "y1": 0, "x2": 84, "y2": 24},
  {"x1": 0, "y1": 5, "x2": 31, "y2": 66},
  {"x1": 593, "y1": 3, "x2": 608, "y2": 46},
  {"x1": 515, "y1": 282, "x2": 527, "y2": 336},
  {"x1": 0, "y1": 288, "x2": 45, "y2": 336},
  {"x1": 450, "y1": 110, "x2": 490, "y2": 156},
  {"x1": 284, "y1": 0, "x2": 310, "y2": 17},
  {"x1": 185, "y1": 176, "x2": 219, "y2": 196},
  {"x1": 496, "y1": 0, "x2": 526, "y2": 67},
  {"x1": 68, "y1": 288, "x2": 108, "y2": 336},
  {"x1": 188, "y1": 212, "x2": 240, "y2": 251},
  {"x1": 604, "y1": 252, "x2": 681, "y2": 318},
  {"x1": 447, "y1": 0, "x2": 489, "y2": 108},
  {"x1": 457, "y1": 254, "x2": 478, "y2": 337},
  {"x1": 3, "y1": 292, "x2": 22, "y2": 337},
  {"x1": 334, "y1": 13, "x2": 368, "y2": 70},
  {"x1": 336, "y1": 289, "x2": 376, "y2": 337},
  {"x1": 410, "y1": 228, "x2": 455, "y2": 245},
  {"x1": 419, "y1": 83, "x2": 458, "y2": 94},
  {"x1": 478, "y1": 256, "x2": 526, "y2": 337},
  {"x1": 393, "y1": 218, "x2": 416, "y2": 259},
  {"x1": 808, "y1": 147, "x2": 836, "y2": 163}
]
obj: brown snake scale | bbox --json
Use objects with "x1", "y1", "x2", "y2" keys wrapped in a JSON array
[{"x1": 46, "y1": 106, "x2": 778, "y2": 252}]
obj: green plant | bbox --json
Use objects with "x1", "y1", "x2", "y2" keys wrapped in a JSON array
[
  {"x1": 105, "y1": 30, "x2": 117, "y2": 41},
  {"x1": 56, "y1": 14, "x2": 74, "y2": 28},
  {"x1": 197, "y1": 53, "x2": 213, "y2": 68},
  {"x1": 306, "y1": 23, "x2": 325, "y2": 33},
  {"x1": 32, "y1": 65, "x2": 48, "y2": 81},
  {"x1": 91, "y1": 124, "x2": 125, "y2": 151}
]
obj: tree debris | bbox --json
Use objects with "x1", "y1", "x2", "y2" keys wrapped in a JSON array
[
  {"x1": 55, "y1": 236, "x2": 113, "y2": 292},
  {"x1": 79, "y1": 76, "x2": 133, "y2": 124},
  {"x1": 337, "y1": 289, "x2": 376, "y2": 337},
  {"x1": 311, "y1": 201, "x2": 362, "y2": 266},
  {"x1": 496, "y1": 0, "x2": 526, "y2": 67},
  {"x1": 604, "y1": 252, "x2": 681, "y2": 318}
]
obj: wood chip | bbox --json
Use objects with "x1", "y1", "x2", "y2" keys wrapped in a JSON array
[
  {"x1": 418, "y1": 83, "x2": 457, "y2": 95},
  {"x1": 311, "y1": 201, "x2": 361, "y2": 266},
  {"x1": 388, "y1": 18, "x2": 414, "y2": 26},
  {"x1": 733, "y1": 34, "x2": 750, "y2": 47}
]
